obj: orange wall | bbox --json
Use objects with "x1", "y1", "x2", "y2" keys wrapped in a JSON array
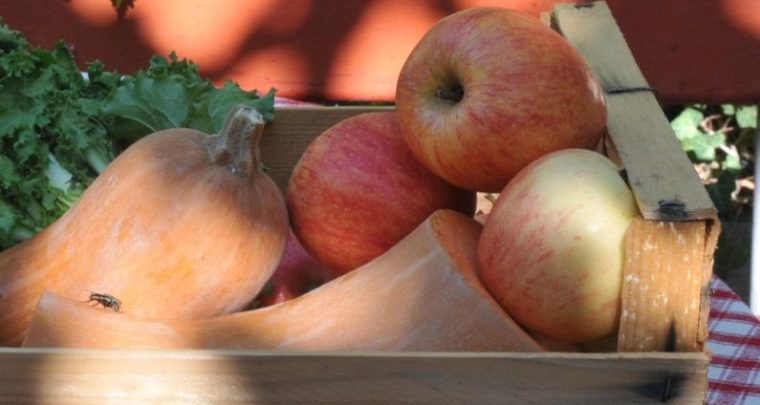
[{"x1": 1, "y1": 0, "x2": 758, "y2": 104}]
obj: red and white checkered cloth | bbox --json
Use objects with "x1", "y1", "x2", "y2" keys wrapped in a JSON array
[{"x1": 708, "y1": 276, "x2": 760, "y2": 404}]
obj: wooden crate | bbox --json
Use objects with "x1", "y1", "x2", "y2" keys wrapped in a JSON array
[{"x1": 0, "y1": 2, "x2": 719, "y2": 403}]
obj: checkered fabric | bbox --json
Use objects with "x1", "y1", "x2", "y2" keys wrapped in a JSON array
[{"x1": 708, "y1": 276, "x2": 760, "y2": 404}]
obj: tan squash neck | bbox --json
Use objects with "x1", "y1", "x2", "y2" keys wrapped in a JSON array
[{"x1": 206, "y1": 105, "x2": 265, "y2": 177}]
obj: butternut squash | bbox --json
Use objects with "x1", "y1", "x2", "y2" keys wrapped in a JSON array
[
  {"x1": 23, "y1": 210, "x2": 543, "y2": 352},
  {"x1": 0, "y1": 105, "x2": 288, "y2": 346}
]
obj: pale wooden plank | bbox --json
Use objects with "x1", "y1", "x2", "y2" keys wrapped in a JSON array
[
  {"x1": 618, "y1": 218, "x2": 708, "y2": 352},
  {"x1": 552, "y1": 2, "x2": 716, "y2": 221},
  {"x1": 0, "y1": 348, "x2": 707, "y2": 404},
  {"x1": 699, "y1": 220, "x2": 721, "y2": 345},
  {"x1": 605, "y1": 94, "x2": 717, "y2": 220},
  {"x1": 552, "y1": 3, "x2": 649, "y2": 93},
  {"x1": 261, "y1": 106, "x2": 392, "y2": 192}
]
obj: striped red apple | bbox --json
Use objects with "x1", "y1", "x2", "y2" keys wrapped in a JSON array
[
  {"x1": 396, "y1": 7, "x2": 607, "y2": 193},
  {"x1": 477, "y1": 149, "x2": 638, "y2": 343},
  {"x1": 287, "y1": 112, "x2": 475, "y2": 274}
]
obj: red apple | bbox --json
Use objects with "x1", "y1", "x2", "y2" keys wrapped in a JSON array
[
  {"x1": 396, "y1": 7, "x2": 607, "y2": 193},
  {"x1": 251, "y1": 228, "x2": 337, "y2": 308},
  {"x1": 477, "y1": 149, "x2": 638, "y2": 343},
  {"x1": 287, "y1": 112, "x2": 475, "y2": 274}
]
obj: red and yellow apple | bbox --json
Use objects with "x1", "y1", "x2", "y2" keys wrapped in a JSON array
[
  {"x1": 396, "y1": 7, "x2": 607, "y2": 193},
  {"x1": 251, "y1": 228, "x2": 336, "y2": 308},
  {"x1": 287, "y1": 112, "x2": 475, "y2": 274},
  {"x1": 477, "y1": 149, "x2": 638, "y2": 343}
]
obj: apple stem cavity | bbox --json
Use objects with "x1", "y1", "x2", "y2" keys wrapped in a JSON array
[{"x1": 436, "y1": 83, "x2": 465, "y2": 104}]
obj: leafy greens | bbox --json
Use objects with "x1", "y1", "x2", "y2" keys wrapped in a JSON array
[{"x1": 0, "y1": 20, "x2": 275, "y2": 250}]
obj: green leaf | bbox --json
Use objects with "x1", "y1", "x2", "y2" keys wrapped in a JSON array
[
  {"x1": 671, "y1": 107, "x2": 703, "y2": 141},
  {"x1": 0, "y1": 20, "x2": 116, "y2": 250},
  {"x1": 721, "y1": 104, "x2": 736, "y2": 115},
  {"x1": 680, "y1": 132, "x2": 725, "y2": 161},
  {"x1": 0, "y1": 198, "x2": 17, "y2": 233},
  {"x1": 724, "y1": 153, "x2": 742, "y2": 171},
  {"x1": 191, "y1": 84, "x2": 276, "y2": 134},
  {"x1": 736, "y1": 106, "x2": 757, "y2": 129},
  {"x1": 0, "y1": 154, "x2": 19, "y2": 187},
  {"x1": 102, "y1": 55, "x2": 275, "y2": 142},
  {"x1": 101, "y1": 73, "x2": 192, "y2": 135},
  {"x1": 0, "y1": 21, "x2": 27, "y2": 51}
]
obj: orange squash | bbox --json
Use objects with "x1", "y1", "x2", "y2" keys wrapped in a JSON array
[
  {"x1": 23, "y1": 210, "x2": 543, "y2": 352},
  {"x1": 0, "y1": 105, "x2": 288, "y2": 346}
]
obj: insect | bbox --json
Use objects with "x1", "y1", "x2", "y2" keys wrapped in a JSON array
[{"x1": 82, "y1": 291, "x2": 121, "y2": 312}]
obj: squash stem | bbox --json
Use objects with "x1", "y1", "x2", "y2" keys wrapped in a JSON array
[{"x1": 207, "y1": 105, "x2": 266, "y2": 177}]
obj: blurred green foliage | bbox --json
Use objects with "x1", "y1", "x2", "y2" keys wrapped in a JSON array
[
  {"x1": 670, "y1": 104, "x2": 757, "y2": 293},
  {"x1": 670, "y1": 104, "x2": 756, "y2": 215}
]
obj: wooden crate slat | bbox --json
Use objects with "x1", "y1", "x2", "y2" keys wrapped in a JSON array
[
  {"x1": 551, "y1": 2, "x2": 716, "y2": 221},
  {"x1": 699, "y1": 220, "x2": 721, "y2": 345},
  {"x1": 618, "y1": 218, "x2": 708, "y2": 352},
  {"x1": 605, "y1": 93, "x2": 717, "y2": 220},
  {"x1": 551, "y1": 1, "x2": 719, "y2": 361},
  {"x1": 551, "y1": 4, "x2": 649, "y2": 92},
  {"x1": 0, "y1": 348, "x2": 707, "y2": 404}
]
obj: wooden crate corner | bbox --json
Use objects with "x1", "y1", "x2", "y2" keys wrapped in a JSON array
[{"x1": 551, "y1": 0, "x2": 720, "y2": 356}]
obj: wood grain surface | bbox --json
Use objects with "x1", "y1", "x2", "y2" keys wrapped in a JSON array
[{"x1": 0, "y1": 348, "x2": 708, "y2": 404}]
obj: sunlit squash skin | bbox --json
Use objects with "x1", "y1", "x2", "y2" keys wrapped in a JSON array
[
  {"x1": 24, "y1": 210, "x2": 543, "y2": 353},
  {"x1": 0, "y1": 106, "x2": 288, "y2": 346}
]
